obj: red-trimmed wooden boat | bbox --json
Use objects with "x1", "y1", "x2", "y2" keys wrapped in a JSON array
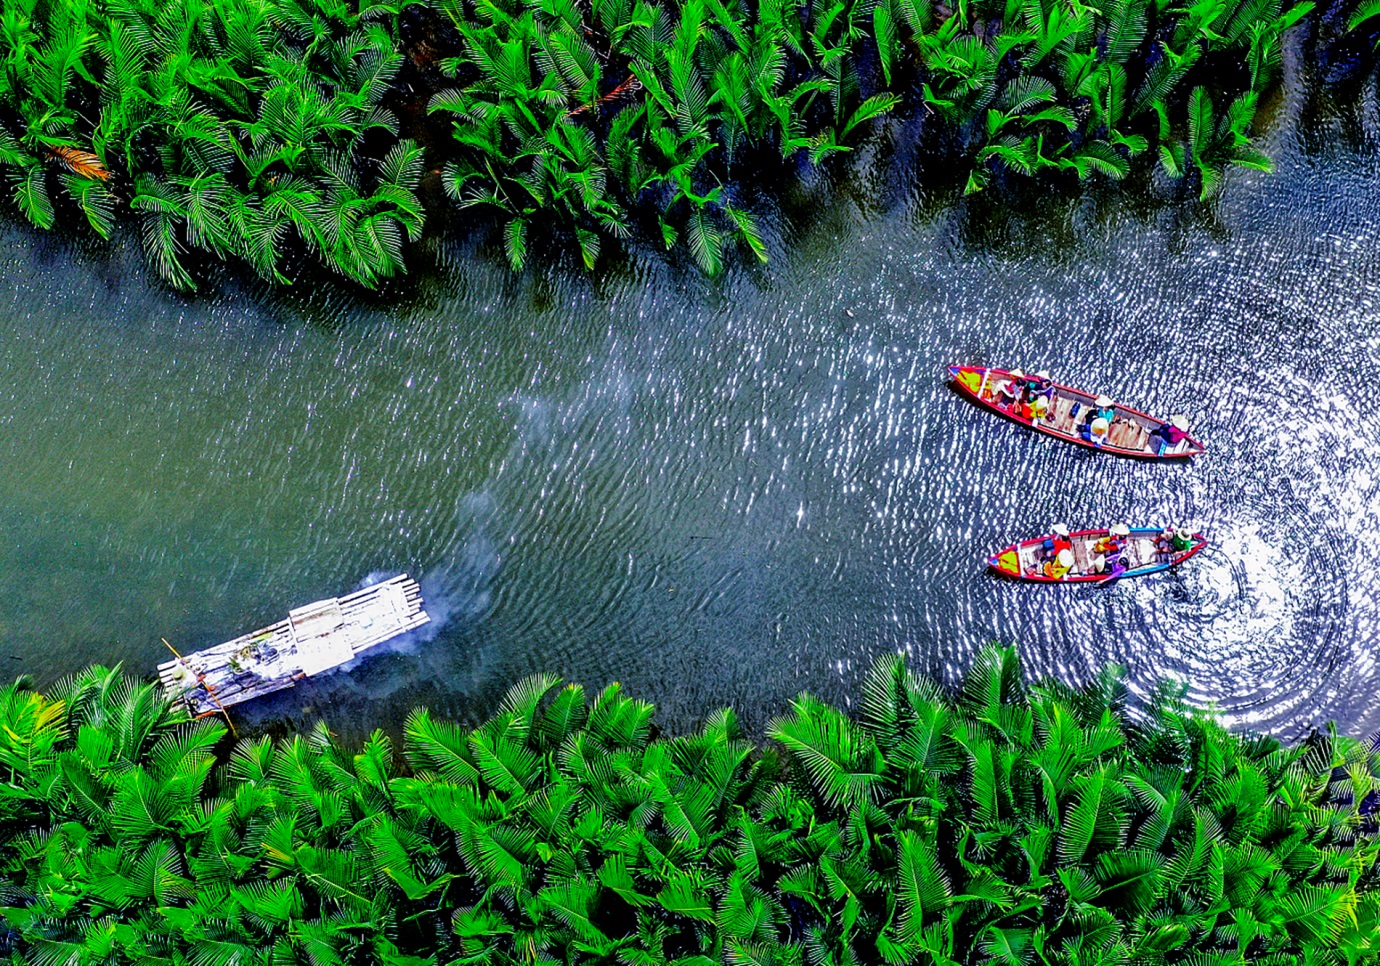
[
  {"x1": 989, "y1": 527, "x2": 1208, "y2": 583},
  {"x1": 948, "y1": 365, "x2": 1206, "y2": 458}
]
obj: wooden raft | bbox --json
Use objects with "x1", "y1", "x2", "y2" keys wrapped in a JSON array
[{"x1": 158, "y1": 574, "x2": 429, "y2": 714}]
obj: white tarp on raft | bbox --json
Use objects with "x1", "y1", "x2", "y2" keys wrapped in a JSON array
[{"x1": 291, "y1": 598, "x2": 352, "y2": 676}]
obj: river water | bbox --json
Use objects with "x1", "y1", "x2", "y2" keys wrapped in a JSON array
[{"x1": 3, "y1": 90, "x2": 1379, "y2": 740}]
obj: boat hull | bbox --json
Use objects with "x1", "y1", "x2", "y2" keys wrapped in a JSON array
[
  {"x1": 948, "y1": 365, "x2": 1206, "y2": 459},
  {"x1": 989, "y1": 528, "x2": 1208, "y2": 583}
]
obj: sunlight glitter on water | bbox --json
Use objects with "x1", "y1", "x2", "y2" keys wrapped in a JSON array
[{"x1": 2, "y1": 122, "x2": 1380, "y2": 740}]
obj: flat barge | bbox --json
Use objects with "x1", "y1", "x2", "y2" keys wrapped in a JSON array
[{"x1": 158, "y1": 574, "x2": 429, "y2": 714}]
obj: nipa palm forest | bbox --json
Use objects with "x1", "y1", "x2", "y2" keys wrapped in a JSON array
[
  {"x1": 0, "y1": 647, "x2": 1378, "y2": 963},
  {"x1": 0, "y1": 0, "x2": 1376, "y2": 285}
]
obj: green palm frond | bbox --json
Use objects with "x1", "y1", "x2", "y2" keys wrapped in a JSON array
[{"x1": 0, "y1": 650, "x2": 1376, "y2": 965}]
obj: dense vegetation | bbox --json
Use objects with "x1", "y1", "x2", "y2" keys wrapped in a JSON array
[
  {"x1": 1, "y1": 647, "x2": 1378, "y2": 964},
  {"x1": 0, "y1": 0, "x2": 1373, "y2": 285}
]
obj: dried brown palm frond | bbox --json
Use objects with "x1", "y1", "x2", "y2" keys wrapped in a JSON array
[
  {"x1": 565, "y1": 75, "x2": 643, "y2": 118},
  {"x1": 46, "y1": 145, "x2": 111, "y2": 182}
]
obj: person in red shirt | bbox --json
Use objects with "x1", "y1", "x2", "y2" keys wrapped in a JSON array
[{"x1": 1042, "y1": 523, "x2": 1072, "y2": 560}]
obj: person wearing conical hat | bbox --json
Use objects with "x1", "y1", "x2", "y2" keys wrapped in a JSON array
[
  {"x1": 1171, "y1": 527, "x2": 1196, "y2": 553},
  {"x1": 1154, "y1": 526, "x2": 1175, "y2": 556},
  {"x1": 994, "y1": 369, "x2": 1022, "y2": 408},
  {"x1": 1152, "y1": 413, "x2": 1192, "y2": 454},
  {"x1": 1042, "y1": 523, "x2": 1073, "y2": 560},
  {"x1": 1021, "y1": 368, "x2": 1053, "y2": 405},
  {"x1": 169, "y1": 662, "x2": 197, "y2": 692},
  {"x1": 1080, "y1": 393, "x2": 1115, "y2": 443},
  {"x1": 1082, "y1": 415, "x2": 1110, "y2": 446},
  {"x1": 1043, "y1": 546, "x2": 1075, "y2": 579},
  {"x1": 1094, "y1": 523, "x2": 1130, "y2": 558}
]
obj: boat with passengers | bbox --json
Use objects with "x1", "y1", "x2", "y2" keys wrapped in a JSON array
[
  {"x1": 989, "y1": 524, "x2": 1208, "y2": 582},
  {"x1": 948, "y1": 365, "x2": 1206, "y2": 458}
]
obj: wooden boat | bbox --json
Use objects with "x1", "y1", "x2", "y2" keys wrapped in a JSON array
[
  {"x1": 947, "y1": 365, "x2": 1206, "y2": 458},
  {"x1": 157, "y1": 574, "x2": 429, "y2": 714},
  {"x1": 989, "y1": 527, "x2": 1208, "y2": 583}
]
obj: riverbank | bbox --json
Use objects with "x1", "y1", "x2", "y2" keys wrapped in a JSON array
[
  {"x1": 0, "y1": 0, "x2": 1374, "y2": 288},
  {"x1": 2, "y1": 648, "x2": 1376, "y2": 961}
]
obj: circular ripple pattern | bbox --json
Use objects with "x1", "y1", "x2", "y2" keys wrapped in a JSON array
[{"x1": 0, "y1": 124, "x2": 1378, "y2": 741}]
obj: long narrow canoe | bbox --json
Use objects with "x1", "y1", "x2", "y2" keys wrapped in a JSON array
[
  {"x1": 989, "y1": 528, "x2": 1208, "y2": 583},
  {"x1": 948, "y1": 365, "x2": 1206, "y2": 458}
]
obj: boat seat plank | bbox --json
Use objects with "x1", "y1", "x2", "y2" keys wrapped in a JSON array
[
  {"x1": 1048, "y1": 395, "x2": 1078, "y2": 435},
  {"x1": 1072, "y1": 538, "x2": 1093, "y2": 573}
]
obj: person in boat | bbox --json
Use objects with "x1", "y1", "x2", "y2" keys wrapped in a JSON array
[
  {"x1": 1082, "y1": 415, "x2": 1110, "y2": 444},
  {"x1": 1020, "y1": 394, "x2": 1049, "y2": 421},
  {"x1": 1152, "y1": 414, "x2": 1192, "y2": 453},
  {"x1": 1088, "y1": 553, "x2": 1107, "y2": 576},
  {"x1": 1042, "y1": 523, "x2": 1072, "y2": 560},
  {"x1": 1078, "y1": 395, "x2": 1113, "y2": 437},
  {"x1": 1092, "y1": 394, "x2": 1116, "y2": 424},
  {"x1": 1094, "y1": 522, "x2": 1131, "y2": 558},
  {"x1": 169, "y1": 662, "x2": 199, "y2": 692},
  {"x1": 1088, "y1": 553, "x2": 1126, "y2": 579},
  {"x1": 994, "y1": 369, "x2": 1023, "y2": 408},
  {"x1": 1171, "y1": 528, "x2": 1196, "y2": 553},
  {"x1": 1153, "y1": 526, "x2": 1175, "y2": 556},
  {"x1": 1042, "y1": 547, "x2": 1075, "y2": 579},
  {"x1": 1020, "y1": 371, "x2": 1051, "y2": 410}
]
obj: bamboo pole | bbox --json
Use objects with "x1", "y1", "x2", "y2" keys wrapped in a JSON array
[{"x1": 162, "y1": 638, "x2": 237, "y2": 738}]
